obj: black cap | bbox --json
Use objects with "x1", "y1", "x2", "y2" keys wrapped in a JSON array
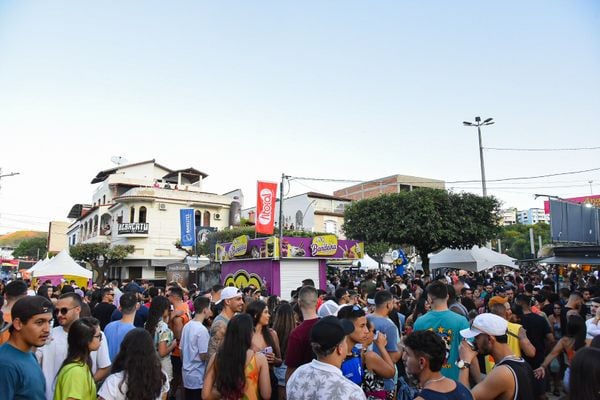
[
  {"x1": 11, "y1": 296, "x2": 54, "y2": 323},
  {"x1": 310, "y1": 316, "x2": 354, "y2": 351}
]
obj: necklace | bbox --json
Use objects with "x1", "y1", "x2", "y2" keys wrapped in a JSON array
[{"x1": 421, "y1": 375, "x2": 445, "y2": 388}]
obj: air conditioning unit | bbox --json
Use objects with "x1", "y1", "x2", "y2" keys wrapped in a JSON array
[
  {"x1": 214, "y1": 213, "x2": 221, "y2": 220},
  {"x1": 158, "y1": 203, "x2": 167, "y2": 211}
]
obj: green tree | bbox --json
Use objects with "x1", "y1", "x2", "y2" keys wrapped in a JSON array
[
  {"x1": 12, "y1": 237, "x2": 48, "y2": 259},
  {"x1": 69, "y1": 243, "x2": 134, "y2": 283},
  {"x1": 343, "y1": 189, "x2": 501, "y2": 276},
  {"x1": 495, "y1": 222, "x2": 550, "y2": 259}
]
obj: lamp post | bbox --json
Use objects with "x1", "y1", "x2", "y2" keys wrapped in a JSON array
[{"x1": 463, "y1": 116, "x2": 494, "y2": 197}]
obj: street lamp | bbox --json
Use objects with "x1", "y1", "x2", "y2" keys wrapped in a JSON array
[{"x1": 463, "y1": 116, "x2": 495, "y2": 197}]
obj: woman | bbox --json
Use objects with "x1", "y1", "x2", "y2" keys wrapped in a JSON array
[
  {"x1": 405, "y1": 295, "x2": 430, "y2": 332},
  {"x1": 145, "y1": 295, "x2": 176, "y2": 381},
  {"x1": 37, "y1": 285, "x2": 57, "y2": 305},
  {"x1": 246, "y1": 301, "x2": 282, "y2": 400},
  {"x1": 568, "y1": 347, "x2": 600, "y2": 400},
  {"x1": 549, "y1": 302, "x2": 563, "y2": 340},
  {"x1": 98, "y1": 328, "x2": 169, "y2": 400},
  {"x1": 202, "y1": 313, "x2": 271, "y2": 400},
  {"x1": 54, "y1": 317, "x2": 102, "y2": 400},
  {"x1": 271, "y1": 302, "x2": 296, "y2": 399},
  {"x1": 362, "y1": 320, "x2": 396, "y2": 400}
]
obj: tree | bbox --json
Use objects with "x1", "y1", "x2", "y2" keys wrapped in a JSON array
[
  {"x1": 495, "y1": 222, "x2": 550, "y2": 259},
  {"x1": 12, "y1": 237, "x2": 48, "y2": 259},
  {"x1": 69, "y1": 243, "x2": 134, "y2": 283},
  {"x1": 343, "y1": 189, "x2": 501, "y2": 276}
]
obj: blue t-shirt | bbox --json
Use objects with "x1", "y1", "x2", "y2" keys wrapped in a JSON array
[
  {"x1": 413, "y1": 310, "x2": 469, "y2": 381},
  {"x1": 367, "y1": 315, "x2": 400, "y2": 391},
  {"x1": 420, "y1": 381, "x2": 473, "y2": 400},
  {"x1": 341, "y1": 345, "x2": 363, "y2": 385},
  {"x1": 0, "y1": 342, "x2": 46, "y2": 400},
  {"x1": 104, "y1": 320, "x2": 135, "y2": 361},
  {"x1": 110, "y1": 304, "x2": 149, "y2": 328}
]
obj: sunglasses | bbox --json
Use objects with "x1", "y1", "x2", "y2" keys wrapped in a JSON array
[{"x1": 54, "y1": 306, "x2": 77, "y2": 316}]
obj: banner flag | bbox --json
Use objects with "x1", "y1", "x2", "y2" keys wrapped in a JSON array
[
  {"x1": 180, "y1": 208, "x2": 196, "y2": 246},
  {"x1": 256, "y1": 181, "x2": 278, "y2": 235}
]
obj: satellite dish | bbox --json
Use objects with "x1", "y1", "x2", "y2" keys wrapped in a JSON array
[{"x1": 110, "y1": 156, "x2": 128, "y2": 165}]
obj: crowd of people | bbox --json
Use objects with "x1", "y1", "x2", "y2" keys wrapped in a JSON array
[{"x1": 0, "y1": 264, "x2": 600, "y2": 400}]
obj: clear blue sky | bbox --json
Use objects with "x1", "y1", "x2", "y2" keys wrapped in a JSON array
[{"x1": 1, "y1": 1, "x2": 599, "y2": 233}]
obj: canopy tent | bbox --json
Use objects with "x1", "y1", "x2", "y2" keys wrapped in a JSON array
[
  {"x1": 352, "y1": 254, "x2": 380, "y2": 270},
  {"x1": 429, "y1": 245, "x2": 518, "y2": 272},
  {"x1": 27, "y1": 257, "x2": 50, "y2": 273},
  {"x1": 33, "y1": 250, "x2": 92, "y2": 287}
]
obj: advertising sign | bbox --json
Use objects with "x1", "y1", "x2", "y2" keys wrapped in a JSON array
[
  {"x1": 256, "y1": 181, "x2": 278, "y2": 234},
  {"x1": 544, "y1": 194, "x2": 600, "y2": 213},
  {"x1": 117, "y1": 223, "x2": 149, "y2": 235},
  {"x1": 310, "y1": 235, "x2": 338, "y2": 257},
  {"x1": 228, "y1": 235, "x2": 249, "y2": 258},
  {"x1": 179, "y1": 208, "x2": 196, "y2": 246}
]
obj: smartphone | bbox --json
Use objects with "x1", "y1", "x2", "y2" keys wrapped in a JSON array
[
  {"x1": 465, "y1": 340, "x2": 475, "y2": 350},
  {"x1": 263, "y1": 346, "x2": 273, "y2": 354},
  {"x1": 373, "y1": 330, "x2": 379, "y2": 340}
]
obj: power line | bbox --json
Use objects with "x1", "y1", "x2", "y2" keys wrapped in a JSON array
[{"x1": 486, "y1": 145, "x2": 600, "y2": 152}]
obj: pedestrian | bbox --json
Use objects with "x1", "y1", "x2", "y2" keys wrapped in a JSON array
[
  {"x1": 53, "y1": 317, "x2": 102, "y2": 400},
  {"x1": 207, "y1": 286, "x2": 243, "y2": 359},
  {"x1": 567, "y1": 347, "x2": 600, "y2": 400},
  {"x1": 167, "y1": 286, "x2": 191, "y2": 400},
  {"x1": 104, "y1": 292, "x2": 137, "y2": 361},
  {"x1": 202, "y1": 313, "x2": 271, "y2": 400},
  {"x1": 145, "y1": 295, "x2": 177, "y2": 382},
  {"x1": 271, "y1": 302, "x2": 296, "y2": 399},
  {"x1": 97, "y1": 328, "x2": 170, "y2": 400},
  {"x1": 181, "y1": 296, "x2": 212, "y2": 400},
  {"x1": 0, "y1": 296, "x2": 53, "y2": 400},
  {"x1": 91, "y1": 288, "x2": 116, "y2": 330}
]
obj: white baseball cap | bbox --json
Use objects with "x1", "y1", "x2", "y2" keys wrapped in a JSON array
[
  {"x1": 215, "y1": 287, "x2": 242, "y2": 304},
  {"x1": 460, "y1": 313, "x2": 508, "y2": 339}
]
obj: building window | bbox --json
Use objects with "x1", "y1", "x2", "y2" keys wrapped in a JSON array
[
  {"x1": 195, "y1": 210, "x2": 202, "y2": 228},
  {"x1": 139, "y1": 206, "x2": 147, "y2": 223},
  {"x1": 204, "y1": 211, "x2": 211, "y2": 227},
  {"x1": 324, "y1": 220, "x2": 337, "y2": 234},
  {"x1": 130, "y1": 207, "x2": 135, "y2": 223},
  {"x1": 102, "y1": 195, "x2": 106, "y2": 205}
]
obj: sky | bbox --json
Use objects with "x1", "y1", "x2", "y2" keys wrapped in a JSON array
[{"x1": 0, "y1": 1, "x2": 599, "y2": 234}]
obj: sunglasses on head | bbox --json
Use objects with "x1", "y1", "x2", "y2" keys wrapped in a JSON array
[{"x1": 54, "y1": 306, "x2": 77, "y2": 316}]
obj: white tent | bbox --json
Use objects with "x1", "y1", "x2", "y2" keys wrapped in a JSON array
[
  {"x1": 429, "y1": 245, "x2": 518, "y2": 273},
  {"x1": 27, "y1": 257, "x2": 51, "y2": 273},
  {"x1": 352, "y1": 254, "x2": 380, "y2": 270},
  {"x1": 33, "y1": 250, "x2": 93, "y2": 279}
]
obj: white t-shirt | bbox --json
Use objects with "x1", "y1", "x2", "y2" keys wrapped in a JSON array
[
  {"x1": 180, "y1": 319, "x2": 210, "y2": 389},
  {"x1": 287, "y1": 359, "x2": 366, "y2": 400},
  {"x1": 98, "y1": 370, "x2": 169, "y2": 400},
  {"x1": 38, "y1": 325, "x2": 111, "y2": 400}
]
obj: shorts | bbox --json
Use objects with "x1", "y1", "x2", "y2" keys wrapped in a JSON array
[{"x1": 273, "y1": 364, "x2": 287, "y2": 387}]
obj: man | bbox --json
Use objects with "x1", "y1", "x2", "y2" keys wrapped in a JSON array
[
  {"x1": 285, "y1": 285, "x2": 320, "y2": 382},
  {"x1": 360, "y1": 273, "x2": 377, "y2": 298},
  {"x1": 109, "y1": 286, "x2": 149, "y2": 328},
  {"x1": 91, "y1": 287, "x2": 117, "y2": 330},
  {"x1": 404, "y1": 330, "x2": 473, "y2": 400},
  {"x1": 207, "y1": 286, "x2": 243, "y2": 358},
  {"x1": 514, "y1": 294, "x2": 553, "y2": 399},
  {"x1": 287, "y1": 316, "x2": 366, "y2": 400},
  {"x1": 561, "y1": 291, "x2": 583, "y2": 330},
  {"x1": 366, "y1": 290, "x2": 402, "y2": 392},
  {"x1": 167, "y1": 285, "x2": 191, "y2": 399},
  {"x1": 448, "y1": 285, "x2": 469, "y2": 318},
  {"x1": 0, "y1": 280, "x2": 28, "y2": 344},
  {"x1": 586, "y1": 296, "x2": 600, "y2": 340},
  {"x1": 38, "y1": 293, "x2": 111, "y2": 400},
  {"x1": 458, "y1": 313, "x2": 535, "y2": 400},
  {"x1": 109, "y1": 280, "x2": 123, "y2": 307},
  {"x1": 335, "y1": 287, "x2": 352, "y2": 306},
  {"x1": 461, "y1": 287, "x2": 477, "y2": 313},
  {"x1": 0, "y1": 296, "x2": 53, "y2": 400},
  {"x1": 485, "y1": 296, "x2": 535, "y2": 374},
  {"x1": 414, "y1": 280, "x2": 469, "y2": 381},
  {"x1": 104, "y1": 292, "x2": 138, "y2": 361},
  {"x1": 505, "y1": 287, "x2": 515, "y2": 304},
  {"x1": 181, "y1": 296, "x2": 212, "y2": 400}
]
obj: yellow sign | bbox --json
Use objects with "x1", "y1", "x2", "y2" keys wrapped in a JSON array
[
  {"x1": 310, "y1": 235, "x2": 338, "y2": 257},
  {"x1": 224, "y1": 270, "x2": 263, "y2": 289},
  {"x1": 228, "y1": 235, "x2": 249, "y2": 258}
]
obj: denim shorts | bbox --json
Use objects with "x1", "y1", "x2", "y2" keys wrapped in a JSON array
[{"x1": 273, "y1": 364, "x2": 287, "y2": 387}]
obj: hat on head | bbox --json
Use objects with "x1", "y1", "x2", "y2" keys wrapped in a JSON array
[
  {"x1": 310, "y1": 316, "x2": 354, "y2": 351},
  {"x1": 215, "y1": 287, "x2": 242, "y2": 304},
  {"x1": 460, "y1": 313, "x2": 508, "y2": 339},
  {"x1": 488, "y1": 296, "x2": 508, "y2": 307},
  {"x1": 11, "y1": 295, "x2": 54, "y2": 323},
  {"x1": 317, "y1": 300, "x2": 340, "y2": 317}
]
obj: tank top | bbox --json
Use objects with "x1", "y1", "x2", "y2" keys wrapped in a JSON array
[
  {"x1": 169, "y1": 303, "x2": 190, "y2": 357},
  {"x1": 243, "y1": 353, "x2": 260, "y2": 400},
  {"x1": 419, "y1": 381, "x2": 473, "y2": 400},
  {"x1": 496, "y1": 356, "x2": 535, "y2": 400},
  {"x1": 484, "y1": 322, "x2": 522, "y2": 373}
]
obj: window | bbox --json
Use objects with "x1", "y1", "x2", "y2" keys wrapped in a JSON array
[
  {"x1": 195, "y1": 210, "x2": 202, "y2": 228},
  {"x1": 139, "y1": 206, "x2": 147, "y2": 223},
  {"x1": 102, "y1": 195, "x2": 106, "y2": 205},
  {"x1": 324, "y1": 220, "x2": 337, "y2": 234},
  {"x1": 295, "y1": 210, "x2": 304, "y2": 228},
  {"x1": 204, "y1": 211, "x2": 211, "y2": 227},
  {"x1": 130, "y1": 207, "x2": 135, "y2": 223}
]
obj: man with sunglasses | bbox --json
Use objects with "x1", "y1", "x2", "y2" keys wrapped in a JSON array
[
  {"x1": 38, "y1": 292, "x2": 111, "y2": 400},
  {"x1": 91, "y1": 287, "x2": 117, "y2": 330}
]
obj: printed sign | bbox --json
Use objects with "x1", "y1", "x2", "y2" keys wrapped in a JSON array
[
  {"x1": 179, "y1": 208, "x2": 196, "y2": 246},
  {"x1": 117, "y1": 223, "x2": 149, "y2": 235},
  {"x1": 256, "y1": 181, "x2": 278, "y2": 234},
  {"x1": 310, "y1": 235, "x2": 338, "y2": 257},
  {"x1": 228, "y1": 235, "x2": 249, "y2": 258}
]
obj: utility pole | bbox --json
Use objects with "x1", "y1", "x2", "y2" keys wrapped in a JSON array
[
  {"x1": 463, "y1": 117, "x2": 495, "y2": 197},
  {"x1": 278, "y1": 173, "x2": 289, "y2": 258}
]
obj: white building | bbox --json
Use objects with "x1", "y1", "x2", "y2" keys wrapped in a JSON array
[
  {"x1": 242, "y1": 192, "x2": 352, "y2": 239},
  {"x1": 500, "y1": 208, "x2": 518, "y2": 226},
  {"x1": 67, "y1": 159, "x2": 242, "y2": 281},
  {"x1": 517, "y1": 208, "x2": 550, "y2": 225}
]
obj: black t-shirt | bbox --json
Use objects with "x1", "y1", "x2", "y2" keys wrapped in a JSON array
[
  {"x1": 520, "y1": 312, "x2": 551, "y2": 368},
  {"x1": 92, "y1": 302, "x2": 117, "y2": 330}
]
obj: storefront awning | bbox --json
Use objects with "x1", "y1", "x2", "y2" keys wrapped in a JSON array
[{"x1": 541, "y1": 256, "x2": 600, "y2": 265}]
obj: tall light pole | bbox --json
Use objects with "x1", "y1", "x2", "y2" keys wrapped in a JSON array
[{"x1": 463, "y1": 116, "x2": 494, "y2": 197}]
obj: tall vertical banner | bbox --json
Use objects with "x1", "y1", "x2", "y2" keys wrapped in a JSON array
[
  {"x1": 180, "y1": 208, "x2": 196, "y2": 247},
  {"x1": 256, "y1": 181, "x2": 278, "y2": 235}
]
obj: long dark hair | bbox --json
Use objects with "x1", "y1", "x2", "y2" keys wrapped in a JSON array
[
  {"x1": 111, "y1": 328, "x2": 165, "y2": 400},
  {"x1": 411, "y1": 295, "x2": 428, "y2": 324},
  {"x1": 59, "y1": 317, "x2": 99, "y2": 372},
  {"x1": 272, "y1": 302, "x2": 295, "y2": 359},
  {"x1": 566, "y1": 314, "x2": 586, "y2": 351},
  {"x1": 145, "y1": 295, "x2": 169, "y2": 338},
  {"x1": 215, "y1": 313, "x2": 253, "y2": 399},
  {"x1": 569, "y1": 347, "x2": 600, "y2": 400},
  {"x1": 245, "y1": 300, "x2": 275, "y2": 348},
  {"x1": 37, "y1": 285, "x2": 52, "y2": 300}
]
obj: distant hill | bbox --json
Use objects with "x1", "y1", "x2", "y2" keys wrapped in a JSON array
[{"x1": 0, "y1": 230, "x2": 47, "y2": 248}]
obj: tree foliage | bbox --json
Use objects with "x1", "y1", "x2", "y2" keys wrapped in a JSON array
[
  {"x1": 495, "y1": 222, "x2": 550, "y2": 259},
  {"x1": 69, "y1": 243, "x2": 134, "y2": 283},
  {"x1": 343, "y1": 189, "x2": 502, "y2": 275},
  {"x1": 12, "y1": 237, "x2": 48, "y2": 259}
]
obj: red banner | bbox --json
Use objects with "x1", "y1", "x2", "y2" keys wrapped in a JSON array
[{"x1": 256, "y1": 181, "x2": 278, "y2": 235}]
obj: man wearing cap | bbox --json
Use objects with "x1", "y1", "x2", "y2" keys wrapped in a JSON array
[
  {"x1": 458, "y1": 313, "x2": 535, "y2": 400},
  {"x1": 0, "y1": 296, "x2": 54, "y2": 400},
  {"x1": 287, "y1": 316, "x2": 366, "y2": 400},
  {"x1": 207, "y1": 286, "x2": 243, "y2": 359}
]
